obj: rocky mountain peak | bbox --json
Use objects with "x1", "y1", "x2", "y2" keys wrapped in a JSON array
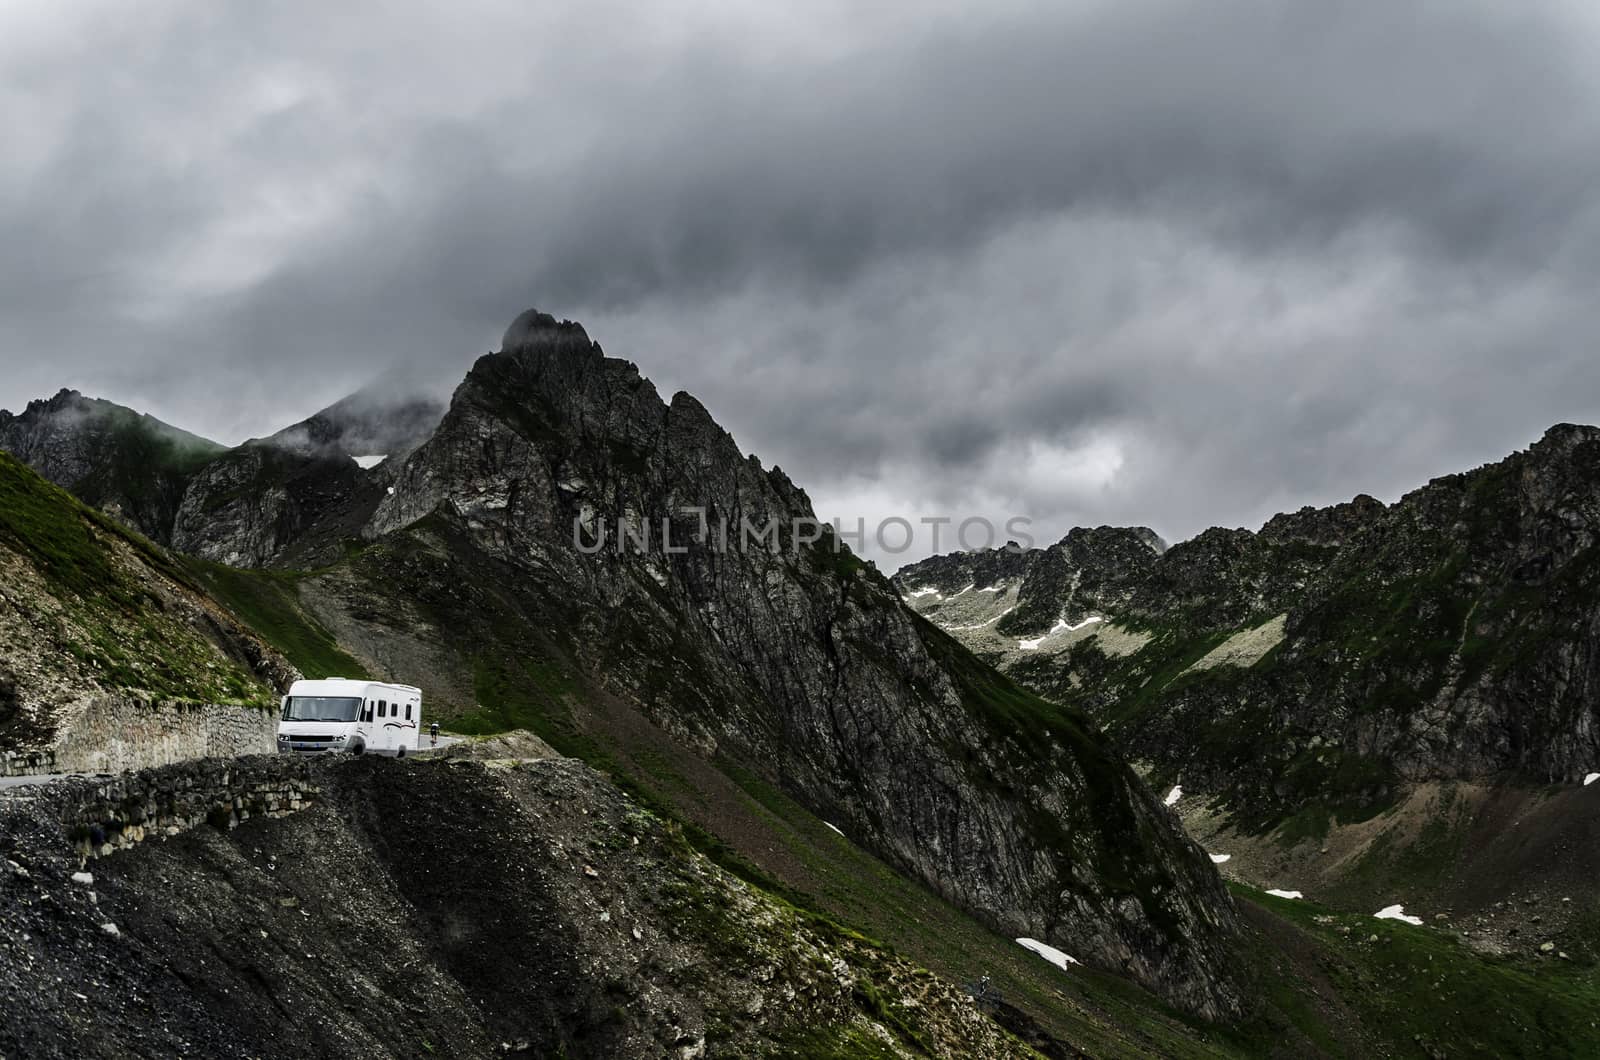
[
  {"x1": 24, "y1": 387, "x2": 80, "y2": 412},
  {"x1": 500, "y1": 307, "x2": 593, "y2": 353},
  {"x1": 4, "y1": 387, "x2": 88, "y2": 420},
  {"x1": 361, "y1": 308, "x2": 1243, "y2": 1018},
  {"x1": 1532, "y1": 421, "x2": 1600, "y2": 454},
  {"x1": 1061, "y1": 523, "x2": 1168, "y2": 556}
]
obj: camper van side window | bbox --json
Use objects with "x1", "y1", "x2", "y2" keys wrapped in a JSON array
[
  {"x1": 379, "y1": 700, "x2": 387, "y2": 717},
  {"x1": 406, "y1": 704, "x2": 413, "y2": 721},
  {"x1": 364, "y1": 702, "x2": 373, "y2": 722}
]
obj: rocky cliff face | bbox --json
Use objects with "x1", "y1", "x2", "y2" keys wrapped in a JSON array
[
  {"x1": 899, "y1": 426, "x2": 1600, "y2": 832},
  {"x1": 169, "y1": 443, "x2": 373, "y2": 568},
  {"x1": 168, "y1": 385, "x2": 445, "y2": 568},
  {"x1": 0, "y1": 389, "x2": 223, "y2": 542},
  {"x1": 359, "y1": 310, "x2": 1241, "y2": 1018}
]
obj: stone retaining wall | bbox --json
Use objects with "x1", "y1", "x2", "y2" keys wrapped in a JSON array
[
  {"x1": 0, "y1": 697, "x2": 277, "y2": 777},
  {"x1": 58, "y1": 755, "x2": 320, "y2": 859}
]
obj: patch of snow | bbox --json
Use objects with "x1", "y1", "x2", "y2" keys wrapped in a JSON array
[
  {"x1": 1265, "y1": 889, "x2": 1303, "y2": 900},
  {"x1": 824, "y1": 822, "x2": 845, "y2": 837},
  {"x1": 1164, "y1": 786, "x2": 1182, "y2": 807},
  {"x1": 1374, "y1": 904, "x2": 1423, "y2": 926},
  {"x1": 353, "y1": 454, "x2": 388, "y2": 470},
  {"x1": 1209, "y1": 853, "x2": 1231, "y2": 864},
  {"x1": 905, "y1": 587, "x2": 941, "y2": 599},
  {"x1": 1016, "y1": 937, "x2": 1079, "y2": 970},
  {"x1": 1018, "y1": 620, "x2": 1067, "y2": 651},
  {"x1": 1018, "y1": 615, "x2": 1104, "y2": 651},
  {"x1": 948, "y1": 584, "x2": 975, "y2": 597},
  {"x1": 70, "y1": 871, "x2": 93, "y2": 886},
  {"x1": 975, "y1": 584, "x2": 1003, "y2": 593},
  {"x1": 1585, "y1": 772, "x2": 1599, "y2": 786},
  {"x1": 386, "y1": 486, "x2": 396, "y2": 495}
]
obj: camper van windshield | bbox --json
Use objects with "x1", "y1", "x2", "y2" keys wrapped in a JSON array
[{"x1": 282, "y1": 696, "x2": 362, "y2": 723}]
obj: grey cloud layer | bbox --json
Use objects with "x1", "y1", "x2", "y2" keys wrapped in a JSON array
[{"x1": 2, "y1": 0, "x2": 1598, "y2": 565}]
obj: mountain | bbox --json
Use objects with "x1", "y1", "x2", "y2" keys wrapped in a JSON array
[
  {"x1": 319, "y1": 308, "x2": 1235, "y2": 1017},
  {"x1": 261, "y1": 382, "x2": 445, "y2": 461},
  {"x1": 0, "y1": 449, "x2": 293, "y2": 755},
  {"x1": 10, "y1": 311, "x2": 1233, "y2": 1022},
  {"x1": 897, "y1": 426, "x2": 1600, "y2": 913},
  {"x1": 0, "y1": 389, "x2": 224, "y2": 542},
  {"x1": 0, "y1": 449, "x2": 1041, "y2": 1057},
  {"x1": 169, "y1": 383, "x2": 446, "y2": 569},
  {"x1": 0, "y1": 384, "x2": 446, "y2": 570}
]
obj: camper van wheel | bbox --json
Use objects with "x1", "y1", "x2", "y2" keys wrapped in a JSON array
[
  {"x1": 350, "y1": 740, "x2": 365, "y2": 757},
  {"x1": 396, "y1": 747, "x2": 407, "y2": 760}
]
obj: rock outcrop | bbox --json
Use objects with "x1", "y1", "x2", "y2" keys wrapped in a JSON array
[{"x1": 169, "y1": 443, "x2": 370, "y2": 568}]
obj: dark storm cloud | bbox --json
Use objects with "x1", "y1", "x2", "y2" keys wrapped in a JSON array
[{"x1": 3, "y1": 1, "x2": 1600, "y2": 564}]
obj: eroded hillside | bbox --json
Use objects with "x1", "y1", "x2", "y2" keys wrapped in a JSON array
[{"x1": 0, "y1": 753, "x2": 1039, "y2": 1059}]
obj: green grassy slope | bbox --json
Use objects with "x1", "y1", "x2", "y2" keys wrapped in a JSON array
[
  {"x1": 0, "y1": 451, "x2": 276, "y2": 708},
  {"x1": 1228, "y1": 885, "x2": 1600, "y2": 1058},
  {"x1": 182, "y1": 559, "x2": 369, "y2": 681}
]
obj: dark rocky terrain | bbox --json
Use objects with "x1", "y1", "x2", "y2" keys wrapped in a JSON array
[{"x1": 0, "y1": 753, "x2": 1038, "y2": 1059}]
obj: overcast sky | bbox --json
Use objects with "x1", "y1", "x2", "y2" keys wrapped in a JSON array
[{"x1": 4, "y1": 1, "x2": 1600, "y2": 567}]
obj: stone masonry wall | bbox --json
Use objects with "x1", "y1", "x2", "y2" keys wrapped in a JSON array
[
  {"x1": 0, "y1": 696, "x2": 277, "y2": 777},
  {"x1": 56, "y1": 755, "x2": 320, "y2": 859}
]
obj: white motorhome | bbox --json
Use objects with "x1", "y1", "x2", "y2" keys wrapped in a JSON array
[{"x1": 277, "y1": 678, "x2": 422, "y2": 758}]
